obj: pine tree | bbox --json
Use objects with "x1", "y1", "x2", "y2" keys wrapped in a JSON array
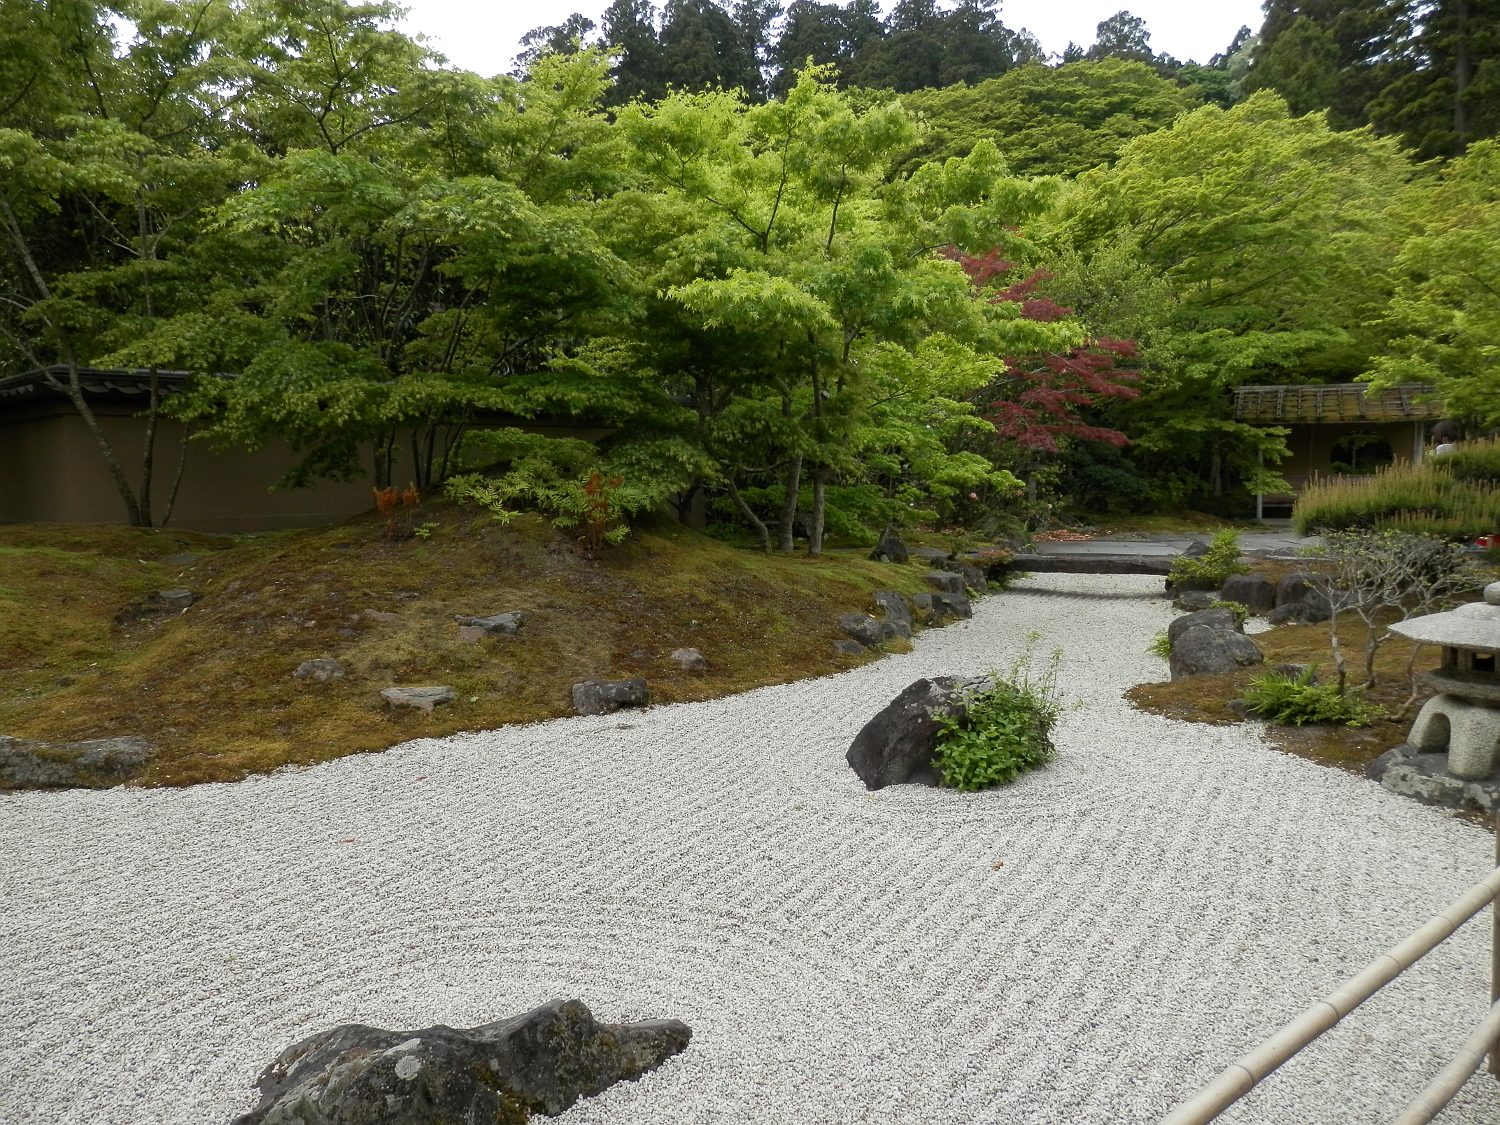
[
  {"x1": 659, "y1": 0, "x2": 760, "y2": 93},
  {"x1": 514, "y1": 13, "x2": 596, "y2": 75},
  {"x1": 1370, "y1": 0, "x2": 1500, "y2": 157},
  {"x1": 1087, "y1": 11, "x2": 1153, "y2": 64},
  {"x1": 769, "y1": 0, "x2": 882, "y2": 92},
  {"x1": 849, "y1": 0, "x2": 1017, "y2": 93},
  {"x1": 1243, "y1": 1, "x2": 1415, "y2": 128},
  {"x1": 732, "y1": 0, "x2": 783, "y2": 99},
  {"x1": 602, "y1": 0, "x2": 666, "y2": 104}
]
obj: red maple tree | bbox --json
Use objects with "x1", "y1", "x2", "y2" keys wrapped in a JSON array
[{"x1": 942, "y1": 248, "x2": 1141, "y2": 453}]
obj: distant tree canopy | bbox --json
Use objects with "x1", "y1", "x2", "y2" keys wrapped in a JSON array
[{"x1": 896, "y1": 58, "x2": 1200, "y2": 177}]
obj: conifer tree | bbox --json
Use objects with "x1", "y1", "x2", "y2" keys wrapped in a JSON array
[
  {"x1": 602, "y1": 0, "x2": 666, "y2": 104},
  {"x1": 659, "y1": 0, "x2": 760, "y2": 94},
  {"x1": 1370, "y1": 0, "x2": 1500, "y2": 157}
]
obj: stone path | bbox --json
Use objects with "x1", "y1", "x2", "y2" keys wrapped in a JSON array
[{"x1": 1, "y1": 574, "x2": 1497, "y2": 1125}]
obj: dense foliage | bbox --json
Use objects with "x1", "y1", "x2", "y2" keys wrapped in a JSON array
[
  {"x1": 932, "y1": 634, "x2": 1062, "y2": 790},
  {"x1": 4, "y1": 0, "x2": 1499, "y2": 542}
]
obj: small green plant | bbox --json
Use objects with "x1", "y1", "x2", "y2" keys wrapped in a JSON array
[
  {"x1": 1167, "y1": 529, "x2": 1251, "y2": 589},
  {"x1": 1147, "y1": 631, "x2": 1173, "y2": 658},
  {"x1": 412, "y1": 522, "x2": 440, "y2": 540},
  {"x1": 1207, "y1": 599, "x2": 1250, "y2": 627},
  {"x1": 1239, "y1": 666, "x2": 1384, "y2": 727},
  {"x1": 932, "y1": 633, "x2": 1064, "y2": 791}
]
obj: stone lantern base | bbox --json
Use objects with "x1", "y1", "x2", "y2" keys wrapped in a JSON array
[{"x1": 1367, "y1": 742, "x2": 1500, "y2": 814}]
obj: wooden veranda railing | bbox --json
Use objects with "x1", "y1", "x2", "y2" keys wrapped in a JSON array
[{"x1": 1160, "y1": 814, "x2": 1500, "y2": 1125}]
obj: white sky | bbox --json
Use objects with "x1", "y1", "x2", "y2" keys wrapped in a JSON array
[{"x1": 396, "y1": 1, "x2": 1265, "y2": 78}]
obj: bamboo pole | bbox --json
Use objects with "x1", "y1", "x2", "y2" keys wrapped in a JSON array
[
  {"x1": 1159, "y1": 864, "x2": 1500, "y2": 1125},
  {"x1": 1391, "y1": 999, "x2": 1500, "y2": 1124}
]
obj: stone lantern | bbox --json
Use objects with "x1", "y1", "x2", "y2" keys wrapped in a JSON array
[{"x1": 1387, "y1": 582, "x2": 1500, "y2": 783}]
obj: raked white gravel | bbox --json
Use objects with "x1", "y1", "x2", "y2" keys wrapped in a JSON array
[{"x1": 2, "y1": 573, "x2": 1498, "y2": 1125}]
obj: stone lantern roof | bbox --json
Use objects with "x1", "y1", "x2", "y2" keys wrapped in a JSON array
[{"x1": 1390, "y1": 583, "x2": 1500, "y2": 649}]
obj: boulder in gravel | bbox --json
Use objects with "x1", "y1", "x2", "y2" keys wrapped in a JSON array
[
  {"x1": 231, "y1": 998, "x2": 691, "y2": 1125},
  {"x1": 0, "y1": 735, "x2": 150, "y2": 789},
  {"x1": 872, "y1": 590, "x2": 912, "y2": 627},
  {"x1": 923, "y1": 571, "x2": 966, "y2": 595},
  {"x1": 1169, "y1": 626, "x2": 1264, "y2": 680},
  {"x1": 1167, "y1": 607, "x2": 1242, "y2": 647},
  {"x1": 948, "y1": 561, "x2": 988, "y2": 593},
  {"x1": 156, "y1": 588, "x2": 194, "y2": 611},
  {"x1": 846, "y1": 676, "x2": 990, "y2": 790},
  {"x1": 669, "y1": 647, "x2": 708, "y2": 671},
  {"x1": 869, "y1": 531, "x2": 908, "y2": 564},
  {"x1": 381, "y1": 686, "x2": 456, "y2": 713},
  {"x1": 912, "y1": 591, "x2": 972, "y2": 622},
  {"x1": 572, "y1": 678, "x2": 649, "y2": 716},
  {"x1": 1172, "y1": 590, "x2": 1218, "y2": 612},
  {"x1": 293, "y1": 659, "x2": 346, "y2": 684},
  {"x1": 455, "y1": 611, "x2": 530, "y2": 636},
  {"x1": 1217, "y1": 574, "x2": 1276, "y2": 615}
]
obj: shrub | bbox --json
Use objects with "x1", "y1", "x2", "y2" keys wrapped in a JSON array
[
  {"x1": 1293, "y1": 461, "x2": 1500, "y2": 539},
  {"x1": 933, "y1": 635, "x2": 1063, "y2": 791},
  {"x1": 1240, "y1": 666, "x2": 1383, "y2": 727},
  {"x1": 1167, "y1": 529, "x2": 1251, "y2": 589},
  {"x1": 1431, "y1": 438, "x2": 1500, "y2": 485}
]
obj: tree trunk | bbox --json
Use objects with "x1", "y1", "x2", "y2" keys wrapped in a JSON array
[
  {"x1": 159, "y1": 424, "x2": 192, "y2": 528},
  {"x1": 1210, "y1": 437, "x2": 1223, "y2": 499},
  {"x1": 138, "y1": 367, "x2": 160, "y2": 527},
  {"x1": 1328, "y1": 610, "x2": 1348, "y2": 695},
  {"x1": 807, "y1": 467, "x2": 829, "y2": 556},
  {"x1": 778, "y1": 453, "x2": 802, "y2": 552},
  {"x1": 724, "y1": 477, "x2": 770, "y2": 552}
]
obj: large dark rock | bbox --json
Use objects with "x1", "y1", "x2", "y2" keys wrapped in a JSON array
[
  {"x1": 1172, "y1": 590, "x2": 1218, "y2": 612},
  {"x1": 912, "y1": 591, "x2": 971, "y2": 622},
  {"x1": 949, "y1": 561, "x2": 988, "y2": 593},
  {"x1": 1368, "y1": 743, "x2": 1500, "y2": 814},
  {"x1": 231, "y1": 998, "x2": 691, "y2": 1125},
  {"x1": 839, "y1": 614, "x2": 884, "y2": 647},
  {"x1": 1267, "y1": 602, "x2": 1308, "y2": 626},
  {"x1": 156, "y1": 588, "x2": 195, "y2": 611},
  {"x1": 1217, "y1": 574, "x2": 1276, "y2": 615},
  {"x1": 571, "y1": 678, "x2": 649, "y2": 716},
  {"x1": 846, "y1": 677, "x2": 988, "y2": 790},
  {"x1": 1275, "y1": 572, "x2": 1320, "y2": 606},
  {"x1": 923, "y1": 571, "x2": 966, "y2": 595},
  {"x1": 0, "y1": 735, "x2": 151, "y2": 790},
  {"x1": 872, "y1": 590, "x2": 912, "y2": 627},
  {"x1": 1169, "y1": 626, "x2": 1264, "y2": 680},
  {"x1": 869, "y1": 532, "x2": 908, "y2": 564},
  {"x1": 1167, "y1": 607, "x2": 1242, "y2": 647}
]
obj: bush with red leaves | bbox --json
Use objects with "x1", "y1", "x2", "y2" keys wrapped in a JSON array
[{"x1": 942, "y1": 248, "x2": 1141, "y2": 453}]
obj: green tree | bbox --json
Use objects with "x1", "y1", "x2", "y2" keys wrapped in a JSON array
[
  {"x1": 769, "y1": 0, "x2": 883, "y2": 93},
  {"x1": 1370, "y1": 0, "x2": 1500, "y2": 158},
  {"x1": 1366, "y1": 139, "x2": 1500, "y2": 427},
  {"x1": 1043, "y1": 90, "x2": 1410, "y2": 510},
  {"x1": 659, "y1": 0, "x2": 760, "y2": 94},
  {"x1": 608, "y1": 67, "x2": 1073, "y2": 551},
  {"x1": 1086, "y1": 10, "x2": 1153, "y2": 65},
  {"x1": 896, "y1": 58, "x2": 1199, "y2": 178},
  {"x1": 601, "y1": 0, "x2": 666, "y2": 104}
]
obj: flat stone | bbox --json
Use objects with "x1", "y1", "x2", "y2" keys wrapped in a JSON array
[
  {"x1": 156, "y1": 588, "x2": 194, "y2": 610},
  {"x1": 0, "y1": 735, "x2": 151, "y2": 789},
  {"x1": 365, "y1": 610, "x2": 402, "y2": 623},
  {"x1": 910, "y1": 546, "x2": 951, "y2": 562},
  {"x1": 456, "y1": 625, "x2": 487, "y2": 643},
  {"x1": 293, "y1": 658, "x2": 346, "y2": 683},
  {"x1": 834, "y1": 639, "x2": 868, "y2": 655},
  {"x1": 1172, "y1": 590, "x2": 1218, "y2": 612},
  {"x1": 160, "y1": 552, "x2": 197, "y2": 566},
  {"x1": 231, "y1": 998, "x2": 691, "y2": 1125},
  {"x1": 454, "y1": 611, "x2": 530, "y2": 636},
  {"x1": 571, "y1": 678, "x2": 649, "y2": 716},
  {"x1": 380, "y1": 686, "x2": 456, "y2": 713},
  {"x1": 669, "y1": 647, "x2": 708, "y2": 671},
  {"x1": 1368, "y1": 743, "x2": 1500, "y2": 814}
]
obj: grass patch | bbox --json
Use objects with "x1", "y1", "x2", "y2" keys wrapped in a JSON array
[{"x1": 0, "y1": 507, "x2": 934, "y2": 787}]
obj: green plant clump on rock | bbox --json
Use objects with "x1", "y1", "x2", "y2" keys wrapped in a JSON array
[
  {"x1": 1168, "y1": 530, "x2": 1252, "y2": 589},
  {"x1": 934, "y1": 636, "x2": 1063, "y2": 791}
]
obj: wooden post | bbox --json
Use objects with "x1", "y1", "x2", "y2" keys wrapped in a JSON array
[{"x1": 1493, "y1": 807, "x2": 1499, "y2": 1078}]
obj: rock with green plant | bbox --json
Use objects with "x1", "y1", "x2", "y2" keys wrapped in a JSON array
[
  {"x1": 846, "y1": 676, "x2": 991, "y2": 790},
  {"x1": 1166, "y1": 530, "x2": 1252, "y2": 593}
]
